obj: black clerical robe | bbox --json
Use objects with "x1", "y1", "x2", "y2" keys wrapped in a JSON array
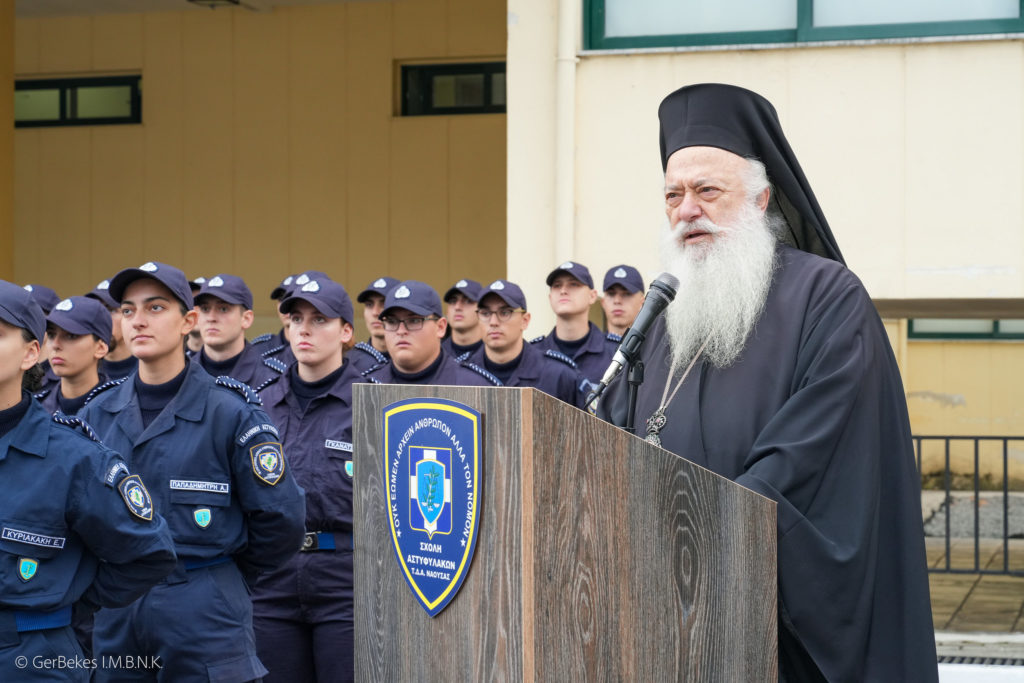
[{"x1": 599, "y1": 244, "x2": 937, "y2": 682}]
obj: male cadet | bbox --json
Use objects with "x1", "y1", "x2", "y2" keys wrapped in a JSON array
[
  {"x1": 87, "y1": 279, "x2": 139, "y2": 381},
  {"x1": 530, "y1": 261, "x2": 618, "y2": 393},
  {"x1": 363, "y1": 280, "x2": 500, "y2": 387},
  {"x1": 185, "y1": 278, "x2": 207, "y2": 358},
  {"x1": 440, "y1": 278, "x2": 483, "y2": 360},
  {"x1": 193, "y1": 274, "x2": 284, "y2": 392},
  {"x1": 0, "y1": 280, "x2": 176, "y2": 683},
  {"x1": 463, "y1": 279, "x2": 586, "y2": 407},
  {"x1": 598, "y1": 83, "x2": 937, "y2": 681},
  {"x1": 79, "y1": 261, "x2": 306, "y2": 682},
  {"x1": 601, "y1": 265, "x2": 646, "y2": 337},
  {"x1": 350, "y1": 275, "x2": 399, "y2": 373},
  {"x1": 25, "y1": 283, "x2": 62, "y2": 392},
  {"x1": 35, "y1": 296, "x2": 111, "y2": 415}
]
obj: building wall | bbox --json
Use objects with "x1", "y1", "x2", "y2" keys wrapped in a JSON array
[
  {"x1": 13, "y1": 0, "x2": 507, "y2": 334},
  {"x1": 0, "y1": 0, "x2": 13, "y2": 280}
]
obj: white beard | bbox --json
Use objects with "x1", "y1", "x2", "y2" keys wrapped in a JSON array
[{"x1": 660, "y1": 202, "x2": 778, "y2": 372}]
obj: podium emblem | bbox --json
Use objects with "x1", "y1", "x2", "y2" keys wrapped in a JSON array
[{"x1": 383, "y1": 398, "x2": 482, "y2": 617}]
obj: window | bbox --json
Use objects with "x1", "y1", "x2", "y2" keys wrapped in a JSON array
[
  {"x1": 401, "y1": 63, "x2": 506, "y2": 116},
  {"x1": 585, "y1": 0, "x2": 1024, "y2": 50},
  {"x1": 14, "y1": 76, "x2": 141, "y2": 128},
  {"x1": 909, "y1": 319, "x2": 1024, "y2": 340}
]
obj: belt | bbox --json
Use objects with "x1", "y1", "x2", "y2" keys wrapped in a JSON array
[
  {"x1": 0, "y1": 605, "x2": 73, "y2": 646},
  {"x1": 183, "y1": 556, "x2": 232, "y2": 571},
  {"x1": 162, "y1": 555, "x2": 233, "y2": 584},
  {"x1": 301, "y1": 531, "x2": 352, "y2": 552}
]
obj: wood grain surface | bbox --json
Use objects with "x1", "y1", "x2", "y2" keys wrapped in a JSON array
[{"x1": 354, "y1": 385, "x2": 776, "y2": 682}]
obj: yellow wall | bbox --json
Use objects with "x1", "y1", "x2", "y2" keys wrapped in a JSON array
[
  {"x1": 14, "y1": 0, "x2": 507, "y2": 335},
  {"x1": 0, "y1": 0, "x2": 13, "y2": 280}
]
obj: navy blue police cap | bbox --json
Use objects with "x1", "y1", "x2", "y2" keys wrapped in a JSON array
[
  {"x1": 280, "y1": 276, "x2": 354, "y2": 325},
  {"x1": 381, "y1": 280, "x2": 443, "y2": 318},
  {"x1": 189, "y1": 276, "x2": 207, "y2": 295},
  {"x1": 270, "y1": 274, "x2": 296, "y2": 301},
  {"x1": 23, "y1": 283, "x2": 60, "y2": 314},
  {"x1": 109, "y1": 262, "x2": 195, "y2": 309},
  {"x1": 85, "y1": 279, "x2": 118, "y2": 310},
  {"x1": 0, "y1": 280, "x2": 47, "y2": 343},
  {"x1": 357, "y1": 276, "x2": 400, "y2": 304},
  {"x1": 196, "y1": 274, "x2": 254, "y2": 310},
  {"x1": 479, "y1": 279, "x2": 527, "y2": 311},
  {"x1": 47, "y1": 296, "x2": 113, "y2": 345},
  {"x1": 443, "y1": 279, "x2": 483, "y2": 304},
  {"x1": 602, "y1": 265, "x2": 645, "y2": 294},
  {"x1": 545, "y1": 261, "x2": 594, "y2": 289}
]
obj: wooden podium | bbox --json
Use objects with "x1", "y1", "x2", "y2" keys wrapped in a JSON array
[{"x1": 353, "y1": 384, "x2": 777, "y2": 682}]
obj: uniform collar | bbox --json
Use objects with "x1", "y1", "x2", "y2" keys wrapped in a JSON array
[
  {"x1": 264, "y1": 359, "x2": 361, "y2": 408},
  {"x1": 2, "y1": 399, "x2": 53, "y2": 460},
  {"x1": 548, "y1": 321, "x2": 605, "y2": 355}
]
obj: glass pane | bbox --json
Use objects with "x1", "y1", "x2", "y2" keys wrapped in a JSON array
[
  {"x1": 912, "y1": 319, "x2": 995, "y2": 335},
  {"x1": 432, "y1": 74, "x2": 484, "y2": 109},
  {"x1": 605, "y1": 0, "x2": 795, "y2": 38},
  {"x1": 814, "y1": 0, "x2": 1018, "y2": 28},
  {"x1": 75, "y1": 85, "x2": 132, "y2": 119},
  {"x1": 997, "y1": 320, "x2": 1024, "y2": 334},
  {"x1": 491, "y1": 73, "x2": 506, "y2": 106},
  {"x1": 14, "y1": 89, "x2": 60, "y2": 121}
]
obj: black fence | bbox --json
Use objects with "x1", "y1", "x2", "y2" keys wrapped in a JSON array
[{"x1": 914, "y1": 436, "x2": 1024, "y2": 576}]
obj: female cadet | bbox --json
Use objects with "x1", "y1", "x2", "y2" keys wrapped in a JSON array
[
  {"x1": 35, "y1": 296, "x2": 111, "y2": 415},
  {"x1": 0, "y1": 280, "x2": 176, "y2": 682},
  {"x1": 252, "y1": 275, "x2": 361, "y2": 683}
]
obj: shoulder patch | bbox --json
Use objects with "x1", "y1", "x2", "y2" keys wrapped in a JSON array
[
  {"x1": 462, "y1": 362, "x2": 502, "y2": 387},
  {"x1": 606, "y1": 332, "x2": 623, "y2": 343},
  {"x1": 84, "y1": 377, "x2": 128, "y2": 405},
  {"x1": 263, "y1": 357, "x2": 287, "y2": 374},
  {"x1": 215, "y1": 376, "x2": 262, "y2": 405},
  {"x1": 354, "y1": 341, "x2": 388, "y2": 364},
  {"x1": 52, "y1": 412, "x2": 101, "y2": 442},
  {"x1": 118, "y1": 474, "x2": 154, "y2": 521},
  {"x1": 544, "y1": 349, "x2": 579, "y2": 369},
  {"x1": 250, "y1": 442, "x2": 285, "y2": 485},
  {"x1": 528, "y1": 335, "x2": 546, "y2": 344},
  {"x1": 251, "y1": 333, "x2": 273, "y2": 345},
  {"x1": 260, "y1": 343, "x2": 288, "y2": 358}
]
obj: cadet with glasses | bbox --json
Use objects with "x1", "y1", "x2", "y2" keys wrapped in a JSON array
[
  {"x1": 35, "y1": 296, "x2": 112, "y2": 416},
  {"x1": 0, "y1": 280, "x2": 176, "y2": 683},
  {"x1": 463, "y1": 279, "x2": 587, "y2": 407},
  {"x1": 252, "y1": 276, "x2": 362, "y2": 683},
  {"x1": 79, "y1": 261, "x2": 306, "y2": 682}
]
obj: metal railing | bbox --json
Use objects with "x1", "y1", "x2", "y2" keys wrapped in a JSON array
[{"x1": 914, "y1": 436, "x2": 1024, "y2": 576}]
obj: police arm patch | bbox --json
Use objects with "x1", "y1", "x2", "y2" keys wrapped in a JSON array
[
  {"x1": 118, "y1": 474, "x2": 155, "y2": 521},
  {"x1": 250, "y1": 442, "x2": 286, "y2": 485}
]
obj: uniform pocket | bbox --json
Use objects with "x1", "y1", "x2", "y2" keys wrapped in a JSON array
[
  {"x1": 0, "y1": 520, "x2": 71, "y2": 600},
  {"x1": 168, "y1": 488, "x2": 231, "y2": 546}
]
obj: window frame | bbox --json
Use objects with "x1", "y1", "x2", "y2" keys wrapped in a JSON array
[
  {"x1": 15, "y1": 75, "x2": 142, "y2": 129},
  {"x1": 400, "y1": 62, "x2": 506, "y2": 117},
  {"x1": 584, "y1": 0, "x2": 1024, "y2": 50},
  {"x1": 908, "y1": 319, "x2": 1024, "y2": 341}
]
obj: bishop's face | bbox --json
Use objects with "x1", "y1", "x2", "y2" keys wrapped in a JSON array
[{"x1": 663, "y1": 146, "x2": 768, "y2": 254}]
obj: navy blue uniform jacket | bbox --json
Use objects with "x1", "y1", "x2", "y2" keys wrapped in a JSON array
[
  {"x1": 462, "y1": 343, "x2": 586, "y2": 408},
  {"x1": 363, "y1": 350, "x2": 500, "y2": 387},
  {"x1": 79, "y1": 364, "x2": 306, "y2": 583},
  {"x1": 531, "y1": 321, "x2": 618, "y2": 390},
  {"x1": 598, "y1": 245, "x2": 937, "y2": 682}
]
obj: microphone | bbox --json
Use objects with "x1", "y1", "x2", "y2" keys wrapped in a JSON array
[{"x1": 585, "y1": 272, "x2": 679, "y2": 409}]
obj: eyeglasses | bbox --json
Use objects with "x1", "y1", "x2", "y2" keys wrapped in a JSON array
[
  {"x1": 477, "y1": 308, "x2": 525, "y2": 322},
  {"x1": 380, "y1": 315, "x2": 439, "y2": 331}
]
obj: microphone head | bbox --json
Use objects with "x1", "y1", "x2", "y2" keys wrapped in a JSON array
[{"x1": 650, "y1": 272, "x2": 680, "y2": 299}]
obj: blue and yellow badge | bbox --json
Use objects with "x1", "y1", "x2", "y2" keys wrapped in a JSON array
[
  {"x1": 383, "y1": 398, "x2": 482, "y2": 617},
  {"x1": 345, "y1": 460, "x2": 354, "y2": 478},
  {"x1": 118, "y1": 474, "x2": 154, "y2": 521},
  {"x1": 194, "y1": 508, "x2": 212, "y2": 528},
  {"x1": 18, "y1": 558, "x2": 38, "y2": 582},
  {"x1": 250, "y1": 442, "x2": 285, "y2": 485}
]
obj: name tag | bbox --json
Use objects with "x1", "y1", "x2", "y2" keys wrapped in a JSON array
[
  {"x1": 325, "y1": 439, "x2": 353, "y2": 453},
  {"x1": 2, "y1": 527, "x2": 65, "y2": 549},
  {"x1": 169, "y1": 480, "x2": 230, "y2": 494}
]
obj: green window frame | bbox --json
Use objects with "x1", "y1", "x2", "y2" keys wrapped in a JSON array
[
  {"x1": 584, "y1": 0, "x2": 1024, "y2": 50},
  {"x1": 400, "y1": 63, "x2": 506, "y2": 117},
  {"x1": 908, "y1": 319, "x2": 1024, "y2": 341},
  {"x1": 14, "y1": 75, "x2": 141, "y2": 128}
]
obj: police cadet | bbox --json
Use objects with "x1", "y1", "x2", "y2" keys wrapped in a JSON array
[
  {"x1": 35, "y1": 296, "x2": 112, "y2": 416},
  {"x1": 24, "y1": 284, "x2": 61, "y2": 394},
  {"x1": 363, "y1": 281, "x2": 500, "y2": 387},
  {"x1": 530, "y1": 261, "x2": 619, "y2": 393},
  {"x1": 464, "y1": 279, "x2": 587, "y2": 408},
  {"x1": 23, "y1": 283, "x2": 60, "y2": 315},
  {"x1": 193, "y1": 274, "x2": 284, "y2": 392},
  {"x1": 257, "y1": 271, "x2": 328, "y2": 368},
  {"x1": 349, "y1": 276, "x2": 399, "y2": 373},
  {"x1": 184, "y1": 277, "x2": 206, "y2": 358},
  {"x1": 251, "y1": 276, "x2": 362, "y2": 683},
  {"x1": 0, "y1": 280, "x2": 176, "y2": 683},
  {"x1": 600, "y1": 264, "x2": 646, "y2": 337},
  {"x1": 78, "y1": 262, "x2": 306, "y2": 682},
  {"x1": 440, "y1": 278, "x2": 484, "y2": 361},
  {"x1": 86, "y1": 279, "x2": 138, "y2": 381}
]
